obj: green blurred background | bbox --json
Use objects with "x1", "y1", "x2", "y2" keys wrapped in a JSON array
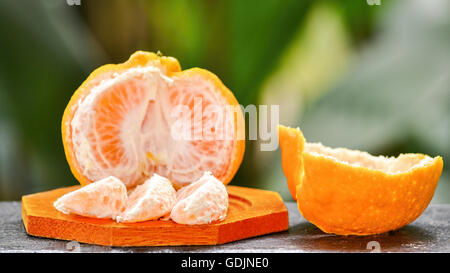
[{"x1": 0, "y1": 0, "x2": 448, "y2": 203}]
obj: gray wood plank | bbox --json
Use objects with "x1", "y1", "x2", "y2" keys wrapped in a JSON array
[{"x1": 0, "y1": 201, "x2": 448, "y2": 253}]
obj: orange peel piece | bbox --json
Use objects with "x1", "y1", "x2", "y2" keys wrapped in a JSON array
[
  {"x1": 278, "y1": 125, "x2": 305, "y2": 200},
  {"x1": 278, "y1": 125, "x2": 444, "y2": 235}
]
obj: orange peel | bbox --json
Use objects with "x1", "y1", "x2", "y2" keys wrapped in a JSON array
[{"x1": 278, "y1": 125, "x2": 444, "y2": 235}]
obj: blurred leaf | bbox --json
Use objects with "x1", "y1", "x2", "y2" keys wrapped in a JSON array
[
  {"x1": 227, "y1": 0, "x2": 312, "y2": 189},
  {"x1": 0, "y1": 0, "x2": 105, "y2": 199},
  {"x1": 265, "y1": 0, "x2": 450, "y2": 202},
  {"x1": 260, "y1": 2, "x2": 351, "y2": 125},
  {"x1": 334, "y1": 0, "x2": 382, "y2": 45},
  {"x1": 300, "y1": 0, "x2": 450, "y2": 156},
  {"x1": 229, "y1": 0, "x2": 312, "y2": 106},
  {"x1": 1, "y1": 0, "x2": 448, "y2": 204},
  {"x1": 257, "y1": 1, "x2": 351, "y2": 198}
]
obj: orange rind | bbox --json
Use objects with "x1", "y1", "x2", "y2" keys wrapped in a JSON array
[
  {"x1": 278, "y1": 125, "x2": 305, "y2": 200},
  {"x1": 278, "y1": 125, "x2": 444, "y2": 235}
]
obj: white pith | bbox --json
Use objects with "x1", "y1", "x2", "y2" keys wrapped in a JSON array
[
  {"x1": 70, "y1": 65, "x2": 234, "y2": 188},
  {"x1": 305, "y1": 143, "x2": 434, "y2": 174}
]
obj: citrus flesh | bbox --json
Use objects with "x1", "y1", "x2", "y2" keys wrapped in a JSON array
[
  {"x1": 278, "y1": 125, "x2": 444, "y2": 235},
  {"x1": 116, "y1": 174, "x2": 176, "y2": 223},
  {"x1": 62, "y1": 51, "x2": 245, "y2": 189},
  {"x1": 53, "y1": 172, "x2": 227, "y2": 224},
  {"x1": 170, "y1": 171, "x2": 228, "y2": 225},
  {"x1": 53, "y1": 176, "x2": 127, "y2": 220}
]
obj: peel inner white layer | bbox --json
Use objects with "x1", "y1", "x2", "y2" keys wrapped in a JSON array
[{"x1": 305, "y1": 142, "x2": 434, "y2": 174}]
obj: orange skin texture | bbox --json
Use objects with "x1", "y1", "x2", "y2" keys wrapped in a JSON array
[
  {"x1": 62, "y1": 51, "x2": 245, "y2": 188},
  {"x1": 278, "y1": 125, "x2": 444, "y2": 235},
  {"x1": 300, "y1": 153, "x2": 443, "y2": 235},
  {"x1": 278, "y1": 125, "x2": 305, "y2": 200}
]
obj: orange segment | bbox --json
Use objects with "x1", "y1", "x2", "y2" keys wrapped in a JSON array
[
  {"x1": 53, "y1": 176, "x2": 127, "y2": 220},
  {"x1": 170, "y1": 172, "x2": 228, "y2": 225},
  {"x1": 116, "y1": 174, "x2": 176, "y2": 223},
  {"x1": 278, "y1": 125, "x2": 444, "y2": 235},
  {"x1": 62, "y1": 51, "x2": 245, "y2": 189}
]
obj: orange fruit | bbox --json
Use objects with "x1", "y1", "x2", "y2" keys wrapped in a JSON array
[
  {"x1": 62, "y1": 51, "x2": 245, "y2": 189},
  {"x1": 53, "y1": 176, "x2": 127, "y2": 220},
  {"x1": 116, "y1": 174, "x2": 176, "y2": 223},
  {"x1": 278, "y1": 125, "x2": 444, "y2": 235},
  {"x1": 170, "y1": 171, "x2": 228, "y2": 225}
]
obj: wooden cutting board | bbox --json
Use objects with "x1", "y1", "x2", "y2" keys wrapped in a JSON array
[{"x1": 22, "y1": 185, "x2": 288, "y2": 246}]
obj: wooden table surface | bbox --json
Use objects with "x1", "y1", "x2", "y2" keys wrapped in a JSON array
[{"x1": 1, "y1": 201, "x2": 449, "y2": 253}]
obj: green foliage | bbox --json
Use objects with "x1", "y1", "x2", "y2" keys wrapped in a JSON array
[
  {"x1": 261, "y1": 0, "x2": 450, "y2": 202},
  {"x1": 0, "y1": 0, "x2": 447, "y2": 203},
  {"x1": 0, "y1": 0, "x2": 104, "y2": 199}
]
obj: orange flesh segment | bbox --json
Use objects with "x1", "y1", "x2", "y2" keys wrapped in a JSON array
[
  {"x1": 53, "y1": 176, "x2": 127, "y2": 220},
  {"x1": 116, "y1": 174, "x2": 176, "y2": 223},
  {"x1": 170, "y1": 172, "x2": 229, "y2": 225}
]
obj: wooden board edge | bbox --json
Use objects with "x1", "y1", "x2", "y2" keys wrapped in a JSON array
[
  {"x1": 21, "y1": 197, "x2": 29, "y2": 232},
  {"x1": 21, "y1": 185, "x2": 290, "y2": 247},
  {"x1": 217, "y1": 209, "x2": 289, "y2": 244}
]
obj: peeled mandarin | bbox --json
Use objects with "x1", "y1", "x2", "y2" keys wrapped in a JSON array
[{"x1": 61, "y1": 51, "x2": 245, "y2": 189}]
